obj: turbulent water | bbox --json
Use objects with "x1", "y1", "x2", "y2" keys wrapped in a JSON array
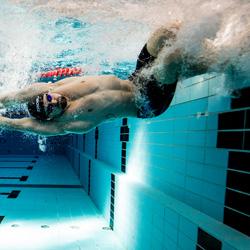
[
  {"x1": 0, "y1": 0, "x2": 249, "y2": 111},
  {"x1": 0, "y1": 0, "x2": 249, "y2": 150},
  {"x1": 0, "y1": 0, "x2": 249, "y2": 92}
]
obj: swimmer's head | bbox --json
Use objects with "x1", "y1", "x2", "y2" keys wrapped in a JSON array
[{"x1": 27, "y1": 93, "x2": 68, "y2": 121}]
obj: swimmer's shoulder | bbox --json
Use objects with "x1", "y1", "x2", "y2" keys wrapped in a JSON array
[{"x1": 52, "y1": 75, "x2": 121, "y2": 91}]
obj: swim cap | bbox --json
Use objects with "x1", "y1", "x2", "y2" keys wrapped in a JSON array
[
  {"x1": 27, "y1": 94, "x2": 68, "y2": 120},
  {"x1": 27, "y1": 94, "x2": 48, "y2": 120}
]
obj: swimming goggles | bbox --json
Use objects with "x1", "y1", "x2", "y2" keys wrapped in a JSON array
[{"x1": 44, "y1": 93, "x2": 58, "y2": 114}]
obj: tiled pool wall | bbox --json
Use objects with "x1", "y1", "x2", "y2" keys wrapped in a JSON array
[{"x1": 66, "y1": 73, "x2": 250, "y2": 250}]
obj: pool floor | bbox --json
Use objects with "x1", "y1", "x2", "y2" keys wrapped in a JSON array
[{"x1": 0, "y1": 155, "x2": 122, "y2": 250}]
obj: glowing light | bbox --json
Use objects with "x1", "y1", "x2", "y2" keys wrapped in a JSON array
[
  {"x1": 126, "y1": 122, "x2": 148, "y2": 183},
  {"x1": 0, "y1": 217, "x2": 111, "y2": 249}
]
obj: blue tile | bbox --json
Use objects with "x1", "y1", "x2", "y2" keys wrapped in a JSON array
[
  {"x1": 157, "y1": 180, "x2": 185, "y2": 201},
  {"x1": 187, "y1": 98, "x2": 208, "y2": 115},
  {"x1": 163, "y1": 236, "x2": 178, "y2": 250},
  {"x1": 205, "y1": 149, "x2": 228, "y2": 167},
  {"x1": 201, "y1": 198, "x2": 224, "y2": 221},
  {"x1": 176, "y1": 87, "x2": 191, "y2": 104},
  {"x1": 152, "y1": 202, "x2": 165, "y2": 232},
  {"x1": 190, "y1": 80, "x2": 209, "y2": 100},
  {"x1": 184, "y1": 190, "x2": 202, "y2": 210},
  {"x1": 188, "y1": 116, "x2": 207, "y2": 131},
  {"x1": 179, "y1": 216, "x2": 198, "y2": 241},
  {"x1": 209, "y1": 74, "x2": 226, "y2": 96},
  {"x1": 206, "y1": 131, "x2": 217, "y2": 147},
  {"x1": 222, "y1": 243, "x2": 237, "y2": 250},
  {"x1": 187, "y1": 147, "x2": 205, "y2": 163},
  {"x1": 164, "y1": 221, "x2": 178, "y2": 243},
  {"x1": 174, "y1": 103, "x2": 191, "y2": 116},
  {"x1": 207, "y1": 114, "x2": 219, "y2": 130},
  {"x1": 202, "y1": 181, "x2": 226, "y2": 204},
  {"x1": 187, "y1": 162, "x2": 203, "y2": 179},
  {"x1": 181, "y1": 77, "x2": 194, "y2": 87},
  {"x1": 208, "y1": 95, "x2": 231, "y2": 113},
  {"x1": 173, "y1": 158, "x2": 186, "y2": 174},
  {"x1": 186, "y1": 177, "x2": 204, "y2": 196},
  {"x1": 164, "y1": 170, "x2": 186, "y2": 188},
  {"x1": 174, "y1": 118, "x2": 189, "y2": 131},
  {"x1": 85, "y1": 130, "x2": 95, "y2": 157},
  {"x1": 187, "y1": 132, "x2": 206, "y2": 147},
  {"x1": 178, "y1": 232, "x2": 196, "y2": 250},
  {"x1": 173, "y1": 146, "x2": 187, "y2": 159},
  {"x1": 146, "y1": 119, "x2": 174, "y2": 132},
  {"x1": 173, "y1": 132, "x2": 188, "y2": 145},
  {"x1": 164, "y1": 207, "x2": 179, "y2": 228},
  {"x1": 79, "y1": 155, "x2": 89, "y2": 189},
  {"x1": 98, "y1": 121, "x2": 121, "y2": 168},
  {"x1": 152, "y1": 226, "x2": 164, "y2": 250},
  {"x1": 76, "y1": 135, "x2": 83, "y2": 149},
  {"x1": 202, "y1": 165, "x2": 227, "y2": 186},
  {"x1": 146, "y1": 132, "x2": 174, "y2": 144}
]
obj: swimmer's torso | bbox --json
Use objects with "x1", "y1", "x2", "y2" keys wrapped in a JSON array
[{"x1": 44, "y1": 75, "x2": 135, "y2": 123}]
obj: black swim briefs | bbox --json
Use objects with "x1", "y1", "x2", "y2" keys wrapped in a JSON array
[{"x1": 129, "y1": 44, "x2": 177, "y2": 118}]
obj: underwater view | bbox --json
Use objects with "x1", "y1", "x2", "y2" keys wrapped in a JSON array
[{"x1": 0, "y1": 0, "x2": 250, "y2": 249}]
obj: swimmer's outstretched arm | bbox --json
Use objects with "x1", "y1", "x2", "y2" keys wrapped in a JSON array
[
  {"x1": 0, "y1": 116, "x2": 66, "y2": 136},
  {"x1": 0, "y1": 83, "x2": 54, "y2": 106},
  {"x1": 0, "y1": 116, "x2": 95, "y2": 136}
]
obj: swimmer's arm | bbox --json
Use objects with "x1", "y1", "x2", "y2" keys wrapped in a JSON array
[
  {"x1": 63, "y1": 121, "x2": 95, "y2": 134},
  {"x1": 0, "y1": 116, "x2": 66, "y2": 136},
  {"x1": 0, "y1": 83, "x2": 55, "y2": 106}
]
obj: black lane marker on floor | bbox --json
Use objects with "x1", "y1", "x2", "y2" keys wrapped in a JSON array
[
  {"x1": 0, "y1": 166, "x2": 33, "y2": 170},
  {"x1": 0, "y1": 190, "x2": 21, "y2": 198},
  {"x1": 216, "y1": 90, "x2": 250, "y2": 236},
  {"x1": 120, "y1": 118, "x2": 129, "y2": 142},
  {"x1": 197, "y1": 228, "x2": 222, "y2": 250},
  {"x1": 0, "y1": 216, "x2": 4, "y2": 224},
  {"x1": 231, "y1": 88, "x2": 250, "y2": 109},
  {"x1": 0, "y1": 176, "x2": 28, "y2": 182},
  {"x1": 120, "y1": 118, "x2": 129, "y2": 173},
  {"x1": 0, "y1": 184, "x2": 82, "y2": 188},
  {"x1": 223, "y1": 150, "x2": 250, "y2": 236},
  {"x1": 109, "y1": 173, "x2": 115, "y2": 230},
  {"x1": 224, "y1": 207, "x2": 250, "y2": 236}
]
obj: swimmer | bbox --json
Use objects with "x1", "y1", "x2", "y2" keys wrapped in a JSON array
[{"x1": 0, "y1": 22, "x2": 228, "y2": 136}]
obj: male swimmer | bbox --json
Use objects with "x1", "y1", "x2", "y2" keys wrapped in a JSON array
[{"x1": 0, "y1": 22, "x2": 221, "y2": 136}]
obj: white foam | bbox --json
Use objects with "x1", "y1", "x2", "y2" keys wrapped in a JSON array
[{"x1": 1, "y1": 0, "x2": 249, "y2": 94}]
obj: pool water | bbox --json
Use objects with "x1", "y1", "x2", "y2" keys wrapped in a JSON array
[{"x1": 0, "y1": 1, "x2": 250, "y2": 250}]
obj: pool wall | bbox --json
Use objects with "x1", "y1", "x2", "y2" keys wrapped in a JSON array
[{"x1": 66, "y1": 73, "x2": 250, "y2": 250}]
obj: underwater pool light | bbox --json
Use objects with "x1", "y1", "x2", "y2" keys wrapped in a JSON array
[
  {"x1": 126, "y1": 123, "x2": 149, "y2": 183},
  {"x1": 0, "y1": 216, "x2": 108, "y2": 249}
]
